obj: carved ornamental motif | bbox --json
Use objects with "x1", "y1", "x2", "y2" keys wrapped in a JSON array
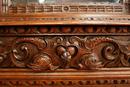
[
  {"x1": 0, "y1": 36, "x2": 130, "y2": 71},
  {"x1": 0, "y1": 79, "x2": 130, "y2": 86},
  {"x1": 8, "y1": 0, "x2": 125, "y2": 14}
]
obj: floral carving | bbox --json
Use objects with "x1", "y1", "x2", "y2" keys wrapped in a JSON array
[
  {"x1": 0, "y1": 36, "x2": 129, "y2": 71},
  {"x1": 28, "y1": 53, "x2": 59, "y2": 71},
  {"x1": 56, "y1": 45, "x2": 78, "y2": 68}
]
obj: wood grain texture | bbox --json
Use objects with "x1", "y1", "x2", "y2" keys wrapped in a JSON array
[
  {"x1": 0, "y1": 68, "x2": 130, "y2": 87},
  {"x1": 0, "y1": 1, "x2": 130, "y2": 87},
  {"x1": 0, "y1": 25, "x2": 130, "y2": 86},
  {"x1": 1, "y1": 14, "x2": 130, "y2": 26}
]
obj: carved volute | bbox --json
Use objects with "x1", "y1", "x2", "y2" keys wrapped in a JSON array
[{"x1": 0, "y1": 0, "x2": 130, "y2": 87}]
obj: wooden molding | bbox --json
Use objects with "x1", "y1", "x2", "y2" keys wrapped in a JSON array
[
  {"x1": 1, "y1": 14, "x2": 130, "y2": 26},
  {"x1": 0, "y1": 68, "x2": 130, "y2": 86}
]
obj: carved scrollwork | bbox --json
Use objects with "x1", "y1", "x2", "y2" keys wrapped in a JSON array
[
  {"x1": 0, "y1": 39, "x2": 13, "y2": 67},
  {"x1": 102, "y1": 44, "x2": 119, "y2": 61},
  {"x1": 78, "y1": 37, "x2": 130, "y2": 68},
  {"x1": 11, "y1": 38, "x2": 47, "y2": 67},
  {"x1": 79, "y1": 53, "x2": 102, "y2": 70},
  {"x1": 101, "y1": 44, "x2": 130, "y2": 67},
  {"x1": 101, "y1": 43, "x2": 121, "y2": 67},
  {"x1": 0, "y1": 36, "x2": 129, "y2": 71}
]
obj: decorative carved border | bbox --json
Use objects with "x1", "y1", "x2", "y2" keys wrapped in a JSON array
[
  {"x1": 1, "y1": 14, "x2": 130, "y2": 25},
  {"x1": 0, "y1": 26, "x2": 130, "y2": 72},
  {"x1": 0, "y1": 69, "x2": 130, "y2": 86},
  {"x1": 0, "y1": 25, "x2": 130, "y2": 86},
  {"x1": 0, "y1": 26, "x2": 130, "y2": 35},
  {"x1": 9, "y1": 4, "x2": 124, "y2": 14}
]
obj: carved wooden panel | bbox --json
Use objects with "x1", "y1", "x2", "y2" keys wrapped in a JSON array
[
  {"x1": 0, "y1": 25, "x2": 130, "y2": 71},
  {"x1": 0, "y1": 25, "x2": 130, "y2": 87},
  {"x1": 1, "y1": 0, "x2": 130, "y2": 86}
]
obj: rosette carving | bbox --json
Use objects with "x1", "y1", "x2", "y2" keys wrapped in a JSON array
[{"x1": 56, "y1": 45, "x2": 78, "y2": 68}]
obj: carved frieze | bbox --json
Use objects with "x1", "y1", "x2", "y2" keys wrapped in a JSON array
[
  {"x1": 0, "y1": 34, "x2": 130, "y2": 71},
  {"x1": 1, "y1": 15, "x2": 130, "y2": 25},
  {"x1": 9, "y1": 4, "x2": 124, "y2": 14},
  {"x1": 0, "y1": 26, "x2": 130, "y2": 35},
  {"x1": 0, "y1": 79, "x2": 130, "y2": 86}
]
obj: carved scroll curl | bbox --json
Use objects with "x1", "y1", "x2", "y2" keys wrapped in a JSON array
[
  {"x1": 79, "y1": 53, "x2": 102, "y2": 70},
  {"x1": 98, "y1": 38, "x2": 130, "y2": 67},
  {"x1": 11, "y1": 38, "x2": 47, "y2": 67}
]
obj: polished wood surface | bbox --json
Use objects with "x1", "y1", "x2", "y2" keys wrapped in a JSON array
[
  {"x1": 1, "y1": 14, "x2": 130, "y2": 26},
  {"x1": 0, "y1": 25, "x2": 130, "y2": 87},
  {"x1": 0, "y1": 1, "x2": 130, "y2": 87},
  {"x1": 0, "y1": 68, "x2": 130, "y2": 87}
]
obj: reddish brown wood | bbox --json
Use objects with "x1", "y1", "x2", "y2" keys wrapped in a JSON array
[
  {"x1": 1, "y1": 14, "x2": 130, "y2": 26},
  {"x1": 0, "y1": 25, "x2": 129, "y2": 87},
  {"x1": 0, "y1": 1, "x2": 130, "y2": 87},
  {"x1": 0, "y1": 0, "x2": 2, "y2": 14}
]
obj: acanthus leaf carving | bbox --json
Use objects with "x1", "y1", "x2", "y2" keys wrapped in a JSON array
[
  {"x1": 10, "y1": 38, "x2": 47, "y2": 67},
  {"x1": 0, "y1": 36, "x2": 130, "y2": 71},
  {"x1": 100, "y1": 39, "x2": 130, "y2": 67},
  {"x1": 78, "y1": 53, "x2": 103, "y2": 70}
]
